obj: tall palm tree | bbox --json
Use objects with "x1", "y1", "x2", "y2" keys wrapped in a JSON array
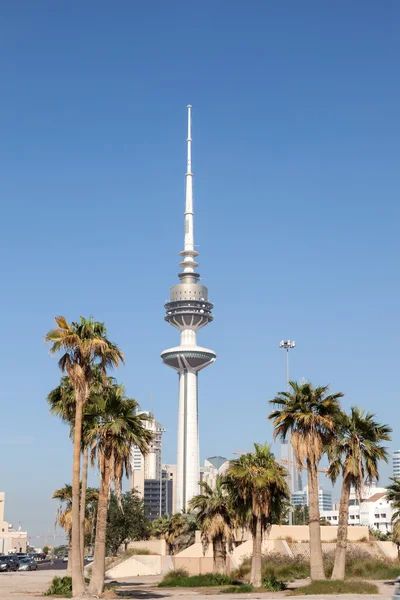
[
  {"x1": 45, "y1": 315, "x2": 123, "y2": 597},
  {"x1": 269, "y1": 381, "x2": 343, "y2": 581},
  {"x1": 386, "y1": 478, "x2": 400, "y2": 559},
  {"x1": 226, "y1": 444, "x2": 289, "y2": 588},
  {"x1": 48, "y1": 370, "x2": 116, "y2": 567},
  {"x1": 327, "y1": 407, "x2": 391, "y2": 580},
  {"x1": 84, "y1": 383, "x2": 152, "y2": 597},
  {"x1": 189, "y1": 476, "x2": 234, "y2": 573}
]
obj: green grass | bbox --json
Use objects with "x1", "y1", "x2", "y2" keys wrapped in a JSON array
[
  {"x1": 288, "y1": 580, "x2": 379, "y2": 595},
  {"x1": 220, "y1": 584, "x2": 254, "y2": 593},
  {"x1": 158, "y1": 572, "x2": 238, "y2": 588}
]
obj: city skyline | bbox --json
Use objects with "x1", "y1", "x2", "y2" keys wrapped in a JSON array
[{"x1": 1, "y1": 2, "x2": 399, "y2": 538}]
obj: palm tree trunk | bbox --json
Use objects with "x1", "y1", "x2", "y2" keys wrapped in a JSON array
[
  {"x1": 67, "y1": 537, "x2": 72, "y2": 577},
  {"x1": 71, "y1": 397, "x2": 85, "y2": 596},
  {"x1": 88, "y1": 455, "x2": 111, "y2": 597},
  {"x1": 307, "y1": 459, "x2": 325, "y2": 580},
  {"x1": 213, "y1": 536, "x2": 226, "y2": 574},
  {"x1": 331, "y1": 476, "x2": 351, "y2": 580},
  {"x1": 251, "y1": 517, "x2": 262, "y2": 588},
  {"x1": 80, "y1": 445, "x2": 89, "y2": 568}
]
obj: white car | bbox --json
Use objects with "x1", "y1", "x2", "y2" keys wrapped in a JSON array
[{"x1": 62, "y1": 556, "x2": 68, "y2": 563}]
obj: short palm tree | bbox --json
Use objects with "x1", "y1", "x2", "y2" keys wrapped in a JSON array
[
  {"x1": 226, "y1": 444, "x2": 289, "y2": 588},
  {"x1": 386, "y1": 478, "x2": 400, "y2": 559},
  {"x1": 53, "y1": 484, "x2": 99, "y2": 575},
  {"x1": 327, "y1": 407, "x2": 391, "y2": 579},
  {"x1": 189, "y1": 476, "x2": 234, "y2": 573},
  {"x1": 269, "y1": 381, "x2": 343, "y2": 580},
  {"x1": 45, "y1": 316, "x2": 123, "y2": 597},
  {"x1": 84, "y1": 383, "x2": 153, "y2": 597}
]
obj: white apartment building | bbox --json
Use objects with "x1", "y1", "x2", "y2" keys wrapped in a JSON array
[
  {"x1": 393, "y1": 450, "x2": 400, "y2": 479},
  {"x1": 321, "y1": 487, "x2": 394, "y2": 533},
  {"x1": 292, "y1": 486, "x2": 333, "y2": 512},
  {"x1": 130, "y1": 412, "x2": 164, "y2": 497}
]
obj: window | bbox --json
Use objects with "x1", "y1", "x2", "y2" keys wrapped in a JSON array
[
  {"x1": 350, "y1": 515, "x2": 355, "y2": 519},
  {"x1": 381, "y1": 514, "x2": 386, "y2": 518}
]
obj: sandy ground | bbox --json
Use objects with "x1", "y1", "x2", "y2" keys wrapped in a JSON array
[{"x1": 0, "y1": 570, "x2": 394, "y2": 600}]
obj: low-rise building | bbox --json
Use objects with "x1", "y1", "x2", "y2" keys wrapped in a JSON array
[{"x1": 320, "y1": 487, "x2": 394, "y2": 533}]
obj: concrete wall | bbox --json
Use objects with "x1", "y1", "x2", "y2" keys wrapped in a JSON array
[
  {"x1": 377, "y1": 541, "x2": 399, "y2": 559},
  {"x1": 265, "y1": 524, "x2": 369, "y2": 542},
  {"x1": 173, "y1": 556, "x2": 231, "y2": 575}
]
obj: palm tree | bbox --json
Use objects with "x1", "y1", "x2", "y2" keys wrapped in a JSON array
[
  {"x1": 386, "y1": 478, "x2": 400, "y2": 560},
  {"x1": 45, "y1": 315, "x2": 123, "y2": 597},
  {"x1": 189, "y1": 476, "x2": 234, "y2": 573},
  {"x1": 269, "y1": 381, "x2": 343, "y2": 581},
  {"x1": 84, "y1": 383, "x2": 152, "y2": 597},
  {"x1": 48, "y1": 370, "x2": 116, "y2": 567},
  {"x1": 53, "y1": 485, "x2": 99, "y2": 576},
  {"x1": 327, "y1": 407, "x2": 391, "y2": 580},
  {"x1": 226, "y1": 444, "x2": 289, "y2": 588}
]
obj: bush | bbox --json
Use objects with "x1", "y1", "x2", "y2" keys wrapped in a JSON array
[
  {"x1": 232, "y1": 553, "x2": 309, "y2": 583},
  {"x1": 123, "y1": 547, "x2": 151, "y2": 556},
  {"x1": 324, "y1": 548, "x2": 400, "y2": 579},
  {"x1": 44, "y1": 576, "x2": 72, "y2": 598},
  {"x1": 159, "y1": 572, "x2": 237, "y2": 587},
  {"x1": 162, "y1": 568, "x2": 189, "y2": 581},
  {"x1": 262, "y1": 573, "x2": 287, "y2": 591},
  {"x1": 220, "y1": 584, "x2": 254, "y2": 593},
  {"x1": 288, "y1": 580, "x2": 378, "y2": 595}
]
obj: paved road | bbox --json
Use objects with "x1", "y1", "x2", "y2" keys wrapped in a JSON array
[{"x1": 38, "y1": 558, "x2": 68, "y2": 570}]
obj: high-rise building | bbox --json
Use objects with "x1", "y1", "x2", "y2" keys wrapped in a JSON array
[
  {"x1": 130, "y1": 412, "x2": 164, "y2": 497},
  {"x1": 393, "y1": 450, "x2": 400, "y2": 479},
  {"x1": 144, "y1": 479, "x2": 173, "y2": 521},
  {"x1": 162, "y1": 464, "x2": 177, "y2": 512},
  {"x1": 292, "y1": 486, "x2": 333, "y2": 512},
  {"x1": 200, "y1": 457, "x2": 229, "y2": 490},
  {"x1": 161, "y1": 106, "x2": 216, "y2": 512}
]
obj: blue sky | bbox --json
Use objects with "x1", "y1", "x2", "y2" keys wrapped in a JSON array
[{"x1": 1, "y1": 1, "x2": 399, "y2": 541}]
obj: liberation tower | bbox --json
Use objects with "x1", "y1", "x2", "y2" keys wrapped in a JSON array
[{"x1": 161, "y1": 106, "x2": 216, "y2": 512}]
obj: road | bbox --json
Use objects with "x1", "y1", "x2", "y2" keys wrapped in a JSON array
[{"x1": 38, "y1": 558, "x2": 67, "y2": 570}]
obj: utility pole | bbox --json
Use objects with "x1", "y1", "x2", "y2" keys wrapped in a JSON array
[{"x1": 279, "y1": 340, "x2": 296, "y2": 525}]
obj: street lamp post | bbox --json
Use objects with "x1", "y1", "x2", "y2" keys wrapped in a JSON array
[{"x1": 279, "y1": 340, "x2": 296, "y2": 525}]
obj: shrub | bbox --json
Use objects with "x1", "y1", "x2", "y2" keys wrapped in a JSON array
[
  {"x1": 159, "y1": 572, "x2": 237, "y2": 587},
  {"x1": 232, "y1": 553, "x2": 310, "y2": 583},
  {"x1": 43, "y1": 576, "x2": 72, "y2": 598},
  {"x1": 123, "y1": 547, "x2": 151, "y2": 556},
  {"x1": 162, "y1": 568, "x2": 189, "y2": 581},
  {"x1": 262, "y1": 573, "x2": 287, "y2": 591},
  {"x1": 220, "y1": 584, "x2": 254, "y2": 593},
  {"x1": 288, "y1": 580, "x2": 378, "y2": 595}
]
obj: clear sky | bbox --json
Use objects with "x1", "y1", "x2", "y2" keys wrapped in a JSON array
[{"x1": 1, "y1": 1, "x2": 399, "y2": 542}]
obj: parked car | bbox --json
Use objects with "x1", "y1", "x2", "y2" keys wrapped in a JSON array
[
  {"x1": 0, "y1": 556, "x2": 19, "y2": 572},
  {"x1": 62, "y1": 555, "x2": 68, "y2": 563},
  {"x1": 18, "y1": 558, "x2": 38, "y2": 572}
]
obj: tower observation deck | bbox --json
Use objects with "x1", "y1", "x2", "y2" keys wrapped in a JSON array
[{"x1": 161, "y1": 106, "x2": 216, "y2": 512}]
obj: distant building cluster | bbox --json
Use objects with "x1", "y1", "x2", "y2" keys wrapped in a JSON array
[{"x1": 292, "y1": 486, "x2": 333, "y2": 512}]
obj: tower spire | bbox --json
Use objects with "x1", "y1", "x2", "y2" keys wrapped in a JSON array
[{"x1": 179, "y1": 105, "x2": 199, "y2": 280}]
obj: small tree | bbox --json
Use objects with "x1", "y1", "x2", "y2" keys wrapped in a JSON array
[
  {"x1": 189, "y1": 476, "x2": 234, "y2": 573},
  {"x1": 42, "y1": 545, "x2": 50, "y2": 556},
  {"x1": 106, "y1": 490, "x2": 150, "y2": 555}
]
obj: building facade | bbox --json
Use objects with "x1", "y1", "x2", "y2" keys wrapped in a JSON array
[
  {"x1": 200, "y1": 457, "x2": 229, "y2": 490},
  {"x1": 143, "y1": 479, "x2": 173, "y2": 521},
  {"x1": 0, "y1": 493, "x2": 27, "y2": 554},
  {"x1": 321, "y1": 488, "x2": 393, "y2": 533},
  {"x1": 130, "y1": 412, "x2": 164, "y2": 497},
  {"x1": 161, "y1": 106, "x2": 216, "y2": 512},
  {"x1": 292, "y1": 486, "x2": 333, "y2": 512},
  {"x1": 393, "y1": 450, "x2": 400, "y2": 479}
]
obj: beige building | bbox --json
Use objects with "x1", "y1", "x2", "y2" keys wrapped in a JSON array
[{"x1": 0, "y1": 492, "x2": 27, "y2": 554}]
